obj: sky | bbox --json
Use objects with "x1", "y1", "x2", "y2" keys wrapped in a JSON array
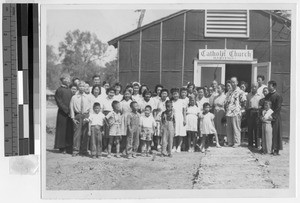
[{"x1": 47, "y1": 9, "x2": 179, "y2": 65}]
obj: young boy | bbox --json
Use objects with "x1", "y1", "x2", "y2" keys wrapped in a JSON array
[
  {"x1": 161, "y1": 100, "x2": 175, "y2": 157},
  {"x1": 87, "y1": 102, "x2": 106, "y2": 158},
  {"x1": 126, "y1": 101, "x2": 141, "y2": 159}
]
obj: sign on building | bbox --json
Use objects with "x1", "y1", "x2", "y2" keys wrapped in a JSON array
[{"x1": 199, "y1": 49, "x2": 253, "y2": 61}]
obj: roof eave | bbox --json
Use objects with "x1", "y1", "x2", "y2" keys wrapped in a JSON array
[
  {"x1": 108, "y1": 9, "x2": 291, "y2": 48},
  {"x1": 108, "y1": 9, "x2": 190, "y2": 48}
]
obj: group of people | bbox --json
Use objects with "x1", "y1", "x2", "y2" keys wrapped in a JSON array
[{"x1": 53, "y1": 73, "x2": 283, "y2": 159}]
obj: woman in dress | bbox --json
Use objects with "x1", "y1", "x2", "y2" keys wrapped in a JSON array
[
  {"x1": 213, "y1": 84, "x2": 227, "y2": 146},
  {"x1": 171, "y1": 88, "x2": 187, "y2": 153}
]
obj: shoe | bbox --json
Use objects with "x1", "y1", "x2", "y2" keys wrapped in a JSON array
[
  {"x1": 132, "y1": 154, "x2": 137, "y2": 158},
  {"x1": 161, "y1": 153, "x2": 168, "y2": 157},
  {"x1": 81, "y1": 152, "x2": 89, "y2": 156},
  {"x1": 157, "y1": 145, "x2": 162, "y2": 150},
  {"x1": 176, "y1": 147, "x2": 181, "y2": 153},
  {"x1": 216, "y1": 144, "x2": 221, "y2": 148},
  {"x1": 127, "y1": 155, "x2": 132, "y2": 159},
  {"x1": 141, "y1": 153, "x2": 146, "y2": 157},
  {"x1": 72, "y1": 153, "x2": 78, "y2": 157},
  {"x1": 200, "y1": 148, "x2": 205, "y2": 153},
  {"x1": 97, "y1": 155, "x2": 102, "y2": 159},
  {"x1": 188, "y1": 149, "x2": 192, "y2": 153},
  {"x1": 232, "y1": 144, "x2": 238, "y2": 148},
  {"x1": 107, "y1": 154, "x2": 112, "y2": 158},
  {"x1": 168, "y1": 154, "x2": 173, "y2": 158},
  {"x1": 172, "y1": 147, "x2": 176, "y2": 153},
  {"x1": 116, "y1": 154, "x2": 121, "y2": 158},
  {"x1": 92, "y1": 155, "x2": 97, "y2": 159}
]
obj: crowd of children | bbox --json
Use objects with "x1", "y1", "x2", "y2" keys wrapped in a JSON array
[{"x1": 54, "y1": 74, "x2": 283, "y2": 159}]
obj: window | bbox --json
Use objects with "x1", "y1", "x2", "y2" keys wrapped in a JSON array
[{"x1": 205, "y1": 10, "x2": 249, "y2": 38}]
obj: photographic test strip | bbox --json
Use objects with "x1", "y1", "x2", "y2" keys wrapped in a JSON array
[{"x1": 3, "y1": 4, "x2": 38, "y2": 156}]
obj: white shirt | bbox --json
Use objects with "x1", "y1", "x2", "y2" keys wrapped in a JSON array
[
  {"x1": 114, "y1": 94, "x2": 123, "y2": 102},
  {"x1": 257, "y1": 84, "x2": 267, "y2": 98},
  {"x1": 132, "y1": 94, "x2": 141, "y2": 103},
  {"x1": 139, "y1": 98, "x2": 156, "y2": 112},
  {"x1": 102, "y1": 96, "x2": 115, "y2": 112},
  {"x1": 157, "y1": 98, "x2": 169, "y2": 112},
  {"x1": 181, "y1": 97, "x2": 189, "y2": 109},
  {"x1": 197, "y1": 97, "x2": 209, "y2": 113},
  {"x1": 120, "y1": 99, "x2": 132, "y2": 114},
  {"x1": 89, "y1": 112, "x2": 106, "y2": 126},
  {"x1": 69, "y1": 93, "x2": 92, "y2": 119},
  {"x1": 140, "y1": 115, "x2": 156, "y2": 128},
  {"x1": 90, "y1": 95, "x2": 104, "y2": 110},
  {"x1": 262, "y1": 108, "x2": 274, "y2": 124}
]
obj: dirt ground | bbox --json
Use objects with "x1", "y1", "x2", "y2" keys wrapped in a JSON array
[{"x1": 46, "y1": 107, "x2": 289, "y2": 190}]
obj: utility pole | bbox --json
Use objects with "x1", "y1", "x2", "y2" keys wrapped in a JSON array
[{"x1": 135, "y1": 9, "x2": 146, "y2": 28}]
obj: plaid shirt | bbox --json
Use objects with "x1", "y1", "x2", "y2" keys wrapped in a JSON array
[{"x1": 225, "y1": 87, "x2": 246, "y2": 117}]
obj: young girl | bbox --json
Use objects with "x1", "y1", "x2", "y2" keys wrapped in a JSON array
[
  {"x1": 139, "y1": 90, "x2": 156, "y2": 113},
  {"x1": 140, "y1": 105, "x2": 156, "y2": 157},
  {"x1": 120, "y1": 90, "x2": 133, "y2": 154},
  {"x1": 139, "y1": 84, "x2": 149, "y2": 100},
  {"x1": 261, "y1": 100, "x2": 273, "y2": 154},
  {"x1": 102, "y1": 87, "x2": 116, "y2": 152},
  {"x1": 171, "y1": 88, "x2": 186, "y2": 153},
  {"x1": 199, "y1": 103, "x2": 220, "y2": 152},
  {"x1": 153, "y1": 84, "x2": 163, "y2": 107},
  {"x1": 196, "y1": 87, "x2": 209, "y2": 114},
  {"x1": 87, "y1": 102, "x2": 106, "y2": 159},
  {"x1": 180, "y1": 87, "x2": 189, "y2": 109},
  {"x1": 161, "y1": 100, "x2": 175, "y2": 157},
  {"x1": 113, "y1": 82, "x2": 123, "y2": 102},
  {"x1": 126, "y1": 101, "x2": 140, "y2": 159},
  {"x1": 131, "y1": 83, "x2": 141, "y2": 109},
  {"x1": 90, "y1": 84, "x2": 103, "y2": 110},
  {"x1": 186, "y1": 95, "x2": 200, "y2": 152},
  {"x1": 154, "y1": 89, "x2": 170, "y2": 151},
  {"x1": 106, "y1": 101, "x2": 123, "y2": 158},
  {"x1": 187, "y1": 82, "x2": 196, "y2": 97}
]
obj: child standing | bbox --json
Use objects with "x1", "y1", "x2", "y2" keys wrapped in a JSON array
[
  {"x1": 261, "y1": 100, "x2": 273, "y2": 154},
  {"x1": 120, "y1": 90, "x2": 133, "y2": 154},
  {"x1": 199, "y1": 103, "x2": 220, "y2": 152},
  {"x1": 87, "y1": 102, "x2": 106, "y2": 159},
  {"x1": 106, "y1": 100, "x2": 123, "y2": 158},
  {"x1": 180, "y1": 87, "x2": 189, "y2": 109},
  {"x1": 154, "y1": 89, "x2": 170, "y2": 151},
  {"x1": 161, "y1": 100, "x2": 175, "y2": 157},
  {"x1": 126, "y1": 101, "x2": 141, "y2": 159},
  {"x1": 171, "y1": 88, "x2": 186, "y2": 153},
  {"x1": 140, "y1": 105, "x2": 156, "y2": 157},
  {"x1": 102, "y1": 87, "x2": 116, "y2": 152},
  {"x1": 186, "y1": 95, "x2": 200, "y2": 152}
]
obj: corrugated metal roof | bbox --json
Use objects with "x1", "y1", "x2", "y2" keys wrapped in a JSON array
[{"x1": 108, "y1": 9, "x2": 291, "y2": 48}]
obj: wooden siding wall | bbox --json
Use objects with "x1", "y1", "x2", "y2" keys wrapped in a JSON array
[{"x1": 118, "y1": 10, "x2": 291, "y2": 137}]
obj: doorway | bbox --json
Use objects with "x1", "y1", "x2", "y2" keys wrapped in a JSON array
[{"x1": 225, "y1": 64, "x2": 252, "y2": 92}]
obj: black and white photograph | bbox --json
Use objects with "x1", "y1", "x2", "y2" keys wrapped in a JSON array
[{"x1": 41, "y1": 3, "x2": 295, "y2": 198}]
